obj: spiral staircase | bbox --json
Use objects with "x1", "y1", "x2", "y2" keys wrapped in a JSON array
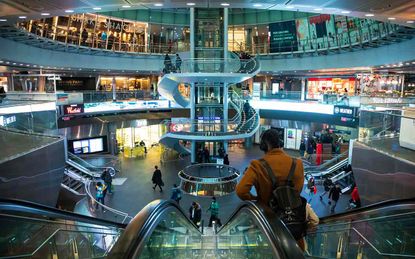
[{"x1": 158, "y1": 54, "x2": 261, "y2": 155}]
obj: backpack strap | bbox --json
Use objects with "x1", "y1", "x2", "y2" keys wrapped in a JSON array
[
  {"x1": 259, "y1": 159, "x2": 277, "y2": 189},
  {"x1": 287, "y1": 158, "x2": 297, "y2": 182}
]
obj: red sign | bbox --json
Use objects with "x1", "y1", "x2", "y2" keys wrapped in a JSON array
[
  {"x1": 64, "y1": 104, "x2": 84, "y2": 115},
  {"x1": 309, "y1": 14, "x2": 331, "y2": 24}
]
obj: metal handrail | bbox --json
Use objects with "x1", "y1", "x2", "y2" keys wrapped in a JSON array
[
  {"x1": 68, "y1": 152, "x2": 117, "y2": 177},
  {"x1": 84, "y1": 179, "x2": 132, "y2": 224},
  {"x1": 178, "y1": 163, "x2": 241, "y2": 184}
]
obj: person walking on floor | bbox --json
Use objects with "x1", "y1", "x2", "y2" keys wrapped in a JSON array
[
  {"x1": 223, "y1": 154, "x2": 229, "y2": 166},
  {"x1": 350, "y1": 185, "x2": 361, "y2": 209},
  {"x1": 320, "y1": 177, "x2": 333, "y2": 202},
  {"x1": 189, "y1": 201, "x2": 202, "y2": 226},
  {"x1": 207, "y1": 197, "x2": 221, "y2": 227},
  {"x1": 170, "y1": 184, "x2": 182, "y2": 204},
  {"x1": 307, "y1": 176, "x2": 316, "y2": 203},
  {"x1": 101, "y1": 169, "x2": 113, "y2": 195},
  {"x1": 152, "y1": 166, "x2": 164, "y2": 192},
  {"x1": 95, "y1": 182, "x2": 107, "y2": 210},
  {"x1": 299, "y1": 140, "x2": 306, "y2": 158},
  {"x1": 175, "y1": 53, "x2": 182, "y2": 72},
  {"x1": 329, "y1": 184, "x2": 341, "y2": 213}
]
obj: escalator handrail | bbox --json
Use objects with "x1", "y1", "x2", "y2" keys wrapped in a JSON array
[
  {"x1": 108, "y1": 199, "x2": 201, "y2": 258},
  {"x1": 319, "y1": 197, "x2": 415, "y2": 223},
  {"x1": 0, "y1": 198, "x2": 126, "y2": 229},
  {"x1": 216, "y1": 201, "x2": 305, "y2": 259}
]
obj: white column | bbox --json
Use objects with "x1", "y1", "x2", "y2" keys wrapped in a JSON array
[
  {"x1": 223, "y1": 8, "x2": 228, "y2": 71},
  {"x1": 190, "y1": 8, "x2": 195, "y2": 60},
  {"x1": 301, "y1": 78, "x2": 306, "y2": 101},
  {"x1": 112, "y1": 76, "x2": 116, "y2": 101}
]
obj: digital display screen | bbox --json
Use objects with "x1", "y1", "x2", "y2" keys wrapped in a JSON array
[{"x1": 70, "y1": 136, "x2": 107, "y2": 154}]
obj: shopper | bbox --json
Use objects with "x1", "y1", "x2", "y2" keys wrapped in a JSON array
[
  {"x1": 329, "y1": 184, "x2": 341, "y2": 213},
  {"x1": 218, "y1": 146, "x2": 225, "y2": 158},
  {"x1": 236, "y1": 128, "x2": 304, "y2": 206},
  {"x1": 307, "y1": 176, "x2": 316, "y2": 203},
  {"x1": 203, "y1": 147, "x2": 210, "y2": 163},
  {"x1": 175, "y1": 53, "x2": 182, "y2": 72},
  {"x1": 0, "y1": 86, "x2": 6, "y2": 103},
  {"x1": 207, "y1": 197, "x2": 221, "y2": 227},
  {"x1": 170, "y1": 184, "x2": 182, "y2": 204},
  {"x1": 164, "y1": 54, "x2": 172, "y2": 73},
  {"x1": 82, "y1": 29, "x2": 88, "y2": 46},
  {"x1": 140, "y1": 140, "x2": 147, "y2": 154},
  {"x1": 223, "y1": 154, "x2": 229, "y2": 166},
  {"x1": 152, "y1": 166, "x2": 163, "y2": 192},
  {"x1": 101, "y1": 169, "x2": 113, "y2": 195},
  {"x1": 350, "y1": 185, "x2": 361, "y2": 209},
  {"x1": 95, "y1": 182, "x2": 107, "y2": 209},
  {"x1": 299, "y1": 140, "x2": 306, "y2": 158},
  {"x1": 107, "y1": 33, "x2": 114, "y2": 50},
  {"x1": 319, "y1": 177, "x2": 333, "y2": 201},
  {"x1": 189, "y1": 201, "x2": 202, "y2": 226},
  {"x1": 306, "y1": 140, "x2": 314, "y2": 162}
]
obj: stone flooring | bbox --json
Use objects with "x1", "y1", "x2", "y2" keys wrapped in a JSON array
[{"x1": 83, "y1": 145, "x2": 351, "y2": 224}]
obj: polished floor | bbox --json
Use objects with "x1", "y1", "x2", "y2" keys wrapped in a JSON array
[{"x1": 83, "y1": 144, "x2": 351, "y2": 224}]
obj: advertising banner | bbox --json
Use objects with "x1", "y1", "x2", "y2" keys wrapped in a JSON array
[
  {"x1": 269, "y1": 20, "x2": 298, "y2": 53},
  {"x1": 63, "y1": 104, "x2": 84, "y2": 115}
]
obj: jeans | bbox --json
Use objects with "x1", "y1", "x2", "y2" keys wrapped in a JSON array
[
  {"x1": 105, "y1": 182, "x2": 112, "y2": 193},
  {"x1": 96, "y1": 196, "x2": 105, "y2": 209},
  {"x1": 208, "y1": 215, "x2": 222, "y2": 227},
  {"x1": 331, "y1": 200, "x2": 338, "y2": 212}
]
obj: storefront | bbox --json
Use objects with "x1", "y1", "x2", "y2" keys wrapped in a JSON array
[
  {"x1": 356, "y1": 74, "x2": 403, "y2": 96},
  {"x1": 0, "y1": 76, "x2": 8, "y2": 91},
  {"x1": 307, "y1": 77, "x2": 355, "y2": 99},
  {"x1": 116, "y1": 122, "x2": 166, "y2": 158},
  {"x1": 99, "y1": 76, "x2": 152, "y2": 91}
]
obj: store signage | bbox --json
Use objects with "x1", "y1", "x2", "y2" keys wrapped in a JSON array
[
  {"x1": 64, "y1": 104, "x2": 84, "y2": 115},
  {"x1": 0, "y1": 115, "x2": 16, "y2": 126},
  {"x1": 47, "y1": 75, "x2": 61, "y2": 81},
  {"x1": 83, "y1": 100, "x2": 170, "y2": 113},
  {"x1": 334, "y1": 106, "x2": 358, "y2": 117}
]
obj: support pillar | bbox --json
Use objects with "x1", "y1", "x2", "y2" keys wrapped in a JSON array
[
  {"x1": 190, "y1": 8, "x2": 195, "y2": 61},
  {"x1": 301, "y1": 78, "x2": 306, "y2": 101},
  {"x1": 112, "y1": 76, "x2": 116, "y2": 101}
]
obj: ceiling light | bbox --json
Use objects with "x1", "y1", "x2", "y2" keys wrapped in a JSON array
[
  {"x1": 341, "y1": 11, "x2": 350, "y2": 14},
  {"x1": 186, "y1": 3, "x2": 195, "y2": 6},
  {"x1": 405, "y1": 63, "x2": 410, "y2": 65},
  {"x1": 93, "y1": 7, "x2": 102, "y2": 10},
  {"x1": 380, "y1": 66, "x2": 384, "y2": 68},
  {"x1": 388, "y1": 17, "x2": 396, "y2": 20},
  {"x1": 412, "y1": 62, "x2": 415, "y2": 64},
  {"x1": 18, "y1": 16, "x2": 27, "y2": 19},
  {"x1": 41, "y1": 13, "x2": 50, "y2": 16},
  {"x1": 122, "y1": 5, "x2": 131, "y2": 8},
  {"x1": 154, "y1": 3, "x2": 163, "y2": 7},
  {"x1": 314, "y1": 8, "x2": 323, "y2": 11},
  {"x1": 65, "y1": 10, "x2": 74, "y2": 13},
  {"x1": 221, "y1": 3, "x2": 230, "y2": 6},
  {"x1": 0, "y1": 19, "x2": 7, "y2": 22},
  {"x1": 407, "y1": 21, "x2": 414, "y2": 24},
  {"x1": 393, "y1": 64, "x2": 397, "y2": 67},
  {"x1": 365, "y1": 14, "x2": 374, "y2": 17},
  {"x1": 253, "y1": 4, "x2": 263, "y2": 7},
  {"x1": 12, "y1": 63, "x2": 16, "y2": 65},
  {"x1": 285, "y1": 6, "x2": 295, "y2": 9}
]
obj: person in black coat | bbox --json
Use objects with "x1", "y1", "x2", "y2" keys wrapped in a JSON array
[
  {"x1": 152, "y1": 166, "x2": 163, "y2": 192},
  {"x1": 329, "y1": 184, "x2": 341, "y2": 213},
  {"x1": 101, "y1": 169, "x2": 113, "y2": 195},
  {"x1": 223, "y1": 154, "x2": 229, "y2": 165},
  {"x1": 189, "y1": 201, "x2": 202, "y2": 226}
]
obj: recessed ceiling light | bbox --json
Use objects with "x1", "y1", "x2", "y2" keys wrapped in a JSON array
[
  {"x1": 41, "y1": 13, "x2": 50, "y2": 16},
  {"x1": 393, "y1": 64, "x2": 397, "y2": 67},
  {"x1": 12, "y1": 63, "x2": 16, "y2": 65},
  {"x1": 122, "y1": 5, "x2": 131, "y2": 8},
  {"x1": 405, "y1": 63, "x2": 410, "y2": 65},
  {"x1": 65, "y1": 10, "x2": 74, "y2": 13},
  {"x1": 186, "y1": 2, "x2": 195, "y2": 6},
  {"x1": 380, "y1": 66, "x2": 384, "y2": 68},
  {"x1": 341, "y1": 11, "x2": 350, "y2": 14},
  {"x1": 93, "y1": 7, "x2": 102, "y2": 10},
  {"x1": 154, "y1": 3, "x2": 163, "y2": 7},
  {"x1": 314, "y1": 8, "x2": 323, "y2": 11},
  {"x1": 407, "y1": 21, "x2": 414, "y2": 24},
  {"x1": 285, "y1": 6, "x2": 295, "y2": 9},
  {"x1": 388, "y1": 17, "x2": 396, "y2": 20},
  {"x1": 19, "y1": 63, "x2": 23, "y2": 66},
  {"x1": 365, "y1": 14, "x2": 374, "y2": 17},
  {"x1": 253, "y1": 4, "x2": 262, "y2": 7},
  {"x1": 412, "y1": 62, "x2": 415, "y2": 64},
  {"x1": 221, "y1": 3, "x2": 230, "y2": 6},
  {"x1": 0, "y1": 19, "x2": 7, "y2": 22},
  {"x1": 18, "y1": 16, "x2": 27, "y2": 19}
]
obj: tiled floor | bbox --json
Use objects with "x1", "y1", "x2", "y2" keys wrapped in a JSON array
[{"x1": 83, "y1": 145, "x2": 351, "y2": 224}]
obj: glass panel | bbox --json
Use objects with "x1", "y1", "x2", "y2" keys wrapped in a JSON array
[
  {"x1": 139, "y1": 210, "x2": 201, "y2": 258},
  {"x1": 218, "y1": 211, "x2": 277, "y2": 259}
]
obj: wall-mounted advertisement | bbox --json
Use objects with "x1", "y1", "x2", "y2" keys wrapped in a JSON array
[
  {"x1": 69, "y1": 136, "x2": 107, "y2": 154},
  {"x1": 269, "y1": 20, "x2": 298, "y2": 53},
  {"x1": 272, "y1": 83, "x2": 280, "y2": 94},
  {"x1": 308, "y1": 14, "x2": 336, "y2": 49},
  {"x1": 284, "y1": 128, "x2": 303, "y2": 150},
  {"x1": 296, "y1": 18, "x2": 310, "y2": 50}
]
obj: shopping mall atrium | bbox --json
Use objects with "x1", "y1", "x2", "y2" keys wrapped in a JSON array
[{"x1": 0, "y1": 0, "x2": 414, "y2": 258}]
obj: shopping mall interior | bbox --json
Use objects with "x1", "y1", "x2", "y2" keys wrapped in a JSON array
[{"x1": 0, "y1": 0, "x2": 414, "y2": 258}]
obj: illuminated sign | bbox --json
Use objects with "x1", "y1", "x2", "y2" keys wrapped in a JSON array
[
  {"x1": 250, "y1": 100, "x2": 334, "y2": 115},
  {"x1": 83, "y1": 100, "x2": 170, "y2": 113},
  {"x1": 64, "y1": 104, "x2": 84, "y2": 115},
  {"x1": 334, "y1": 105, "x2": 358, "y2": 117}
]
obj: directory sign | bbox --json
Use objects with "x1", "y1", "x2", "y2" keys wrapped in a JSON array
[{"x1": 269, "y1": 20, "x2": 298, "y2": 53}]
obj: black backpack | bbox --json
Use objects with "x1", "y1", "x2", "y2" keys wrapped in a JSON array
[{"x1": 259, "y1": 158, "x2": 307, "y2": 240}]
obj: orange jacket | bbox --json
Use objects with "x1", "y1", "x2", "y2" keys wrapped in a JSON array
[{"x1": 236, "y1": 148, "x2": 304, "y2": 207}]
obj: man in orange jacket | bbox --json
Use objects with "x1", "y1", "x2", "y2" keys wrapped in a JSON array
[{"x1": 236, "y1": 129, "x2": 304, "y2": 207}]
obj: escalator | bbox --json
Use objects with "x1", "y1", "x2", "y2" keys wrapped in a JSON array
[{"x1": 1, "y1": 198, "x2": 414, "y2": 258}]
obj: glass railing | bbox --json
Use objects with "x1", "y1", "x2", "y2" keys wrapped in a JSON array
[
  {"x1": 68, "y1": 152, "x2": 117, "y2": 177},
  {"x1": 82, "y1": 90, "x2": 157, "y2": 103},
  {"x1": 305, "y1": 200, "x2": 415, "y2": 258},
  {"x1": 0, "y1": 199, "x2": 124, "y2": 259},
  {"x1": 359, "y1": 109, "x2": 415, "y2": 164},
  {"x1": 261, "y1": 90, "x2": 303, "y2": 100}
]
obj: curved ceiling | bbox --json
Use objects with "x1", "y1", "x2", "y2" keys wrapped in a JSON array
[{"x1": 0, "y1": 0, "x2": 413, "y2": 27}]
